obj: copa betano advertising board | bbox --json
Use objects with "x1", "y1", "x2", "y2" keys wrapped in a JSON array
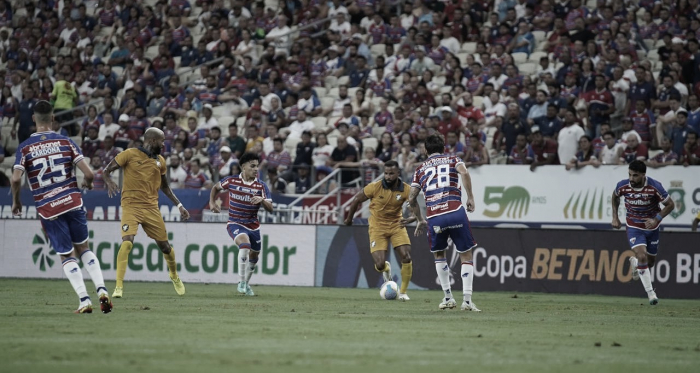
[
  {"x1": 316, "y1": 227, "x2": 700, "y2": 299},
  {"x1": 465, "y1": 166, "x2": 700, "y2": 227},
  {"x1": 0, "y1": 221, "x2": 316, "y2": 286}
]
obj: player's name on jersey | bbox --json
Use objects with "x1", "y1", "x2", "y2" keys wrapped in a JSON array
[{"x1": 29, "y1": 144, "x2": 63, "y2": 157}]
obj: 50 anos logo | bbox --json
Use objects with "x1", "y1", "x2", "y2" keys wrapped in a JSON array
[{"x1": 483, "y1": 186, "x2": 532, "y2": 219}]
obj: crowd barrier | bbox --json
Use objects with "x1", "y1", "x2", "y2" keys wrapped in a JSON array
[{"x1": 1, "y1": 221, "x2": 697, "y2": 299}]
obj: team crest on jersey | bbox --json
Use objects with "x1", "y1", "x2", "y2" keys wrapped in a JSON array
[
  {"x1": 122, "y1": 224, "x2": 129, "y2": 232},
  {"x1": 396, "y1": 194, "x2": 401, "y2": 201},
  {"x1": 40, "y1": 135, "x2": 46, "y2": 140},
  {"x1": 156, "y1": 161, "x2": 161, "y2": 168}
]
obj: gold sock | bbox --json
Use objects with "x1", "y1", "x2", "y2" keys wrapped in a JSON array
[
  {"x1": 400, "y1": 261, "x2": 413, "y2": 294},
  {"x1": 115, "y1": 241, "x2": 133, "y2": 288},
  {"x1": 164, "y1": 247, "x2": 178, "y2": 277}
]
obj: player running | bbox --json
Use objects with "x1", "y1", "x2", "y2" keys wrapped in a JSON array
[
  {"x1": 344, "y1": 160, "x2": 414, "y2": 301},
  {"x1": 209, "y1": 152, "x2": 273, "y2": 296},
  {"x1": 612, "y1": 160, "x2": 675, "y2": 305},
  {"x1": 103, "y1": 128, "x2": 189, "y2": 298},
  {"x1": 11, "y1": 100, "x2": 112, "y2": 314},
  {"x1": 409, "y1": 134, "x2": 481, "y2": 311}
]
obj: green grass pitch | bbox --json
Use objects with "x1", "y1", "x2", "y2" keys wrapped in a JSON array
[{"x1": 1, "y1": 279, "x2": 699, "y2": 373}]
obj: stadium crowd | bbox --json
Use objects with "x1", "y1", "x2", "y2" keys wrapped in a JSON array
[{"x1": 1, "y1": 0, "x2": 699, "y2": 193}]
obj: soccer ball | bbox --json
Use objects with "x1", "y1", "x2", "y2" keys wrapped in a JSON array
[{"x1": 380, "y1": 281, "x2": 399, "y2": 300}]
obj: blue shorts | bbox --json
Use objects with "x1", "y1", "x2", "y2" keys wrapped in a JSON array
[
  {"x1": 227, "y1": 223, "x2": 261, "y2": 252},
  {"x1": 626, "y1": 227, "x2": 660, "y2": 255},
  {"x1": 40, "y1": 208, "x2": 89, "y2": 255},
  {"x1": 426, "y1": 208, "x2": 477, "y2": 253}
]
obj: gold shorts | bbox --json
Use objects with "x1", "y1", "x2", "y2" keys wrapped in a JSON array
[
  {"x1": 120, "y1": 205, "x2": 168, "y2": 241},
  {"x1": 368, "y1": 225, "x2": 411, "y2": 253}
]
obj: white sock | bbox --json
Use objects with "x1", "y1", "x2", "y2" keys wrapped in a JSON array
[
  {"x1": 638, "y1": 263, "x2": 654, "y2": 293},
  {"x1": 62, "y1": 258, "x2": 89, "y2": 302},
  {"x1": 630, "y1": 256, "x2": 638, "y2": 271},
  {"x1": 245, "y1": 257, "x2": 258, "y2": 283},
  {"x1": 238, "y1": 248, "x2": 249, "y2": 283},
  {"x1": 80, "y1": 250, "x2": 107, "y2": 295},
  {"x1": 435, "y1": 259, "x2": 452, "y2": 300},
  {"x1": 461, "y1": 261, "x2": 474, "y2": 303}
]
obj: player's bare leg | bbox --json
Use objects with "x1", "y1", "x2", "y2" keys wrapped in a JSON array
[
  {"x1": 370, "y1": 250, "x2": 392, "y2": 283},
  {"x1": 74, "y1": 243, "x2": 112, "y2": 313},
  {"x1": 156, "y1": 240, "x2": 185, "y2": 296},
  {"x1": 59, "y1": 251, "x2": 92, "y2": 314},
  {"x1": 394, "y1": 245, "x2": 412, "y2": 301},
  {"x1": 235, "y1": 234, "x2": 256, "y2": 296},
  {"x1": 632, "y1": 245, "x2": 658, "y2": 305},
  {"x1": 459, "y1": 250, "x2": 480, "y2": 312},
  {"x1": 433, "y1": 250, "x2": 456, "y2": 309},
  {"x1": 113, "y1": 235, "x2": 134, "y2": 298}
]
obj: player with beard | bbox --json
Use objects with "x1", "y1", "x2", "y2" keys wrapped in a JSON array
[
  {"x1": 103, "y1": 128, "x2": 191, "y2": 298},
  {"x1": 344, "y1": 160, "x2": 414, "y2": 301},
  {"x1": 612, "y1": 160, "x2": 675, "y2": 305}
]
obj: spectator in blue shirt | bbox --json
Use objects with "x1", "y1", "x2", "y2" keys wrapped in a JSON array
[{"x1": 349, "y1": 56, "x2": 370, "y2": 88}]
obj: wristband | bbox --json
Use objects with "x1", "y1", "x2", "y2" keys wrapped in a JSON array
[
  {"x1": 177, "y1": 203, "x2": 183, "y2": 209},
  {"x1": 655, "y1": 214, "x2": 663, "y2": 221}
]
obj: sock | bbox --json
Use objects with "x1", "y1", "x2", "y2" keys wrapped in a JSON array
[
  {"x1": 115, "y1": 241, "x2": 133, "y2": 288},
  {"x1": 435, "y1": 259, "x2": 452, "y2": 300},
  {"x1": 461, "y1": 261, "x2": 474, "y2": 303},
  {"x1": 238, "y1": 245, "x2": 250, "y2": 283},
  {"x1": 400, "y1": 261, "x2": 412, "y2": 294},
  {"x1": 163, "y1": 247, "x2": 178, "y2": 277},
  {"x1": 245, "y1": 257, "x2": 258, "y2": 283},
  {"x1": 638, "y1": 263, "x2": 654, "y2": 293},
  {"x1": 80, "y1": 250, "x2": 107, "y2": 295},
  {"x1": 63, "y1": 258, "x2": 89, "y2": 301}
]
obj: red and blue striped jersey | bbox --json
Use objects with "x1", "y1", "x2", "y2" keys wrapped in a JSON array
[
  {"x1": 219, "y1": 175, "x2": 271, "y2": 230},
  {"x1": 171, "y1": 26, "x2": 190, "y2": 44},
  {"x1": 98, "y1": 7, "x2": 118, "y2": 27},
  {"x1": 614, "y1": 177, "x2": 670, "y2": 231},
  {"x1": 13, "y1": 131, "x2": 85, "y2": 219},
  {"x1": 411, "y1": 154, "x2": 464, "y2": 219}
]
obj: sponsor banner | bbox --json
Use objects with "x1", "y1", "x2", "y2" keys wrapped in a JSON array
[
  {"x1": 465, "y1": 166, "x2": 700, "y2": 227},
  {"x1": 0, "y1": 220, "x2": 315, "y2": 286},
  {"x1": 0, "y1": 188, "x2": 352, "y2": 224},
  {"x1": 317, "y1": 226, "x2": 699, "y2": 299}
]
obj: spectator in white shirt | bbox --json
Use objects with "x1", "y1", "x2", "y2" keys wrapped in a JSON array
[
  {"x1": 330, "y1": 12, "x2": 351, "y2": 40},
  {"x1": 599, "y1": 131, "x2": 624, "y2": 165},
  {"x1": 99, "y1": 113, "x2": 121, "y2": 140},
  {"x1": 199, "y1": 104, "x2": 219, "y2": 130},
  {"x1": 439, "y1": 25, "x2": 460, "y2": 54},
  {"x1": 168, "y1": 154, "x2": 188, "y2": 189},
  {"x1": 324, "y1": 85, "x2": 351, "y2": 117},
  {"x1": 265, "y1": 15, "x2": 291, "y2": 56},
  {"x1": 557, "y1": 109, "x2": 586, "y2": 166},
  {"x1": 284, "y1": 110, "x2": 315, "y2": 140},
  {"x1": 259, "y1": 83, "x2": 281, "y2": 114}
]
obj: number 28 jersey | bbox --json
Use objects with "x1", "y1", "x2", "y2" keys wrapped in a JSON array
[
  {"x1": 411, "y1": 154, "x2": 464, "y2": 219},
  {"x1": 13, "y1": 131, "x2": 85, "y2": 219}
]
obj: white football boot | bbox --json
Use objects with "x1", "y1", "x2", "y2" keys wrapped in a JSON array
[
  {"x1": 461, "y1": 300, "x2": 481, "y2": 312},
  {"x1": 439, "y1": 298, "x2": 457, "y2": 310}
]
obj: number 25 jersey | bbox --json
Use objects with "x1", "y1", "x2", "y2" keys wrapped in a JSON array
[
  {"x1": 13, "y1": 131, "x2": 84, "y2": 219},
  {"x1": 411, "y1": 154, "x2": 464, "y2": 219}
]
